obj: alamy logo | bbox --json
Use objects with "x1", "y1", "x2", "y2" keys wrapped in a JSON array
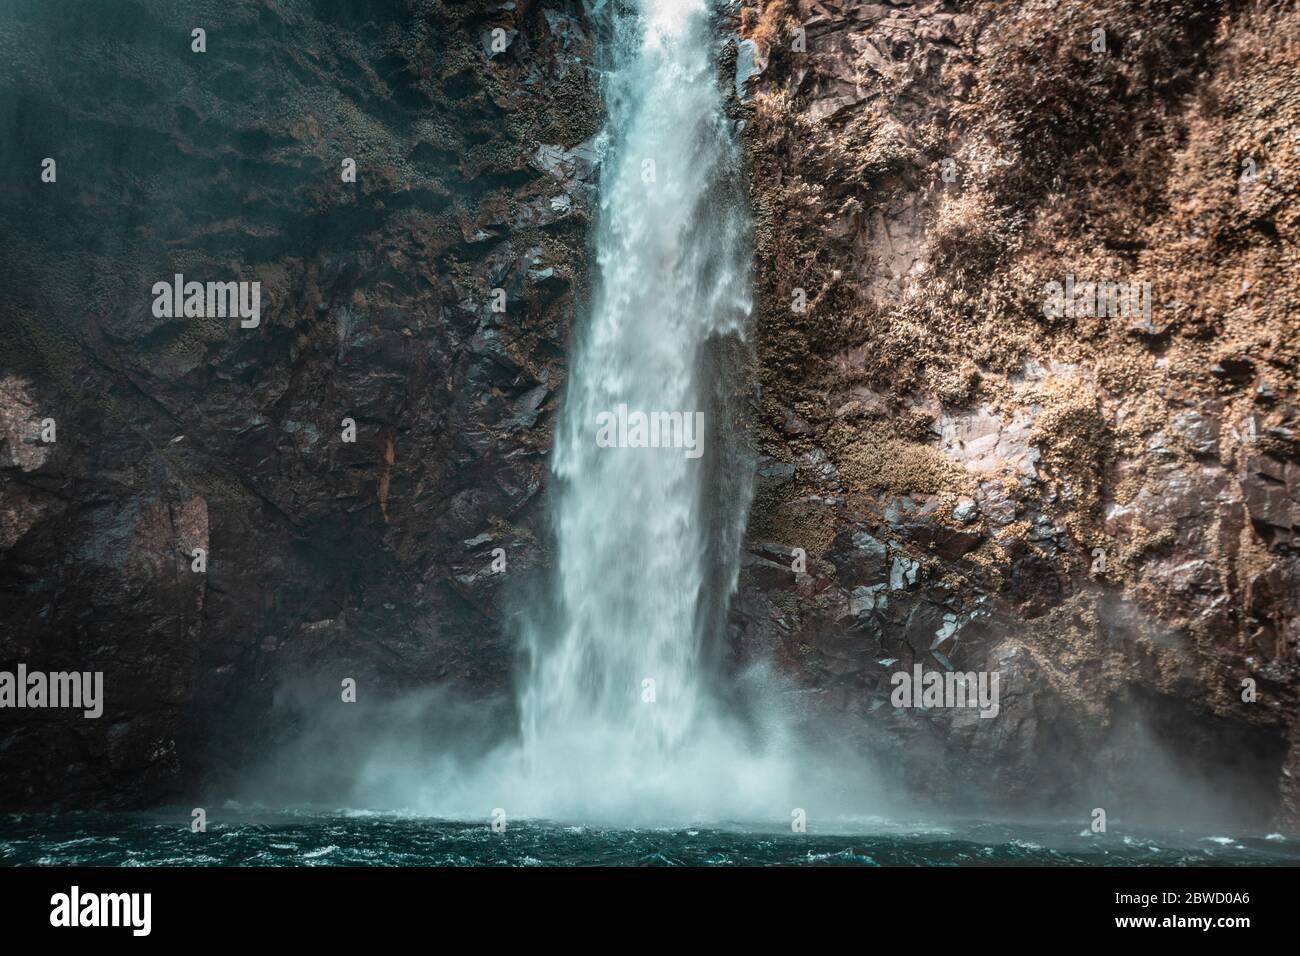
[
  {"x1": 891, "y1": 665, "x2": 999, "y2": 718},
  {"x1": 152, "y1": 273, "x2": 261, "y2": 328},
  {"x1": 1042, "y1": 275, "x2": 1151, "y2": 321},
  {"x1": 595, "y1": 404, "x2": 705, "y2": 459},
  {"x1": 50, "y1": 886, "x2": 151, "y2": 936},
  {"x1": 0, "y1": 664, "x2": 103, "y2": 718}
]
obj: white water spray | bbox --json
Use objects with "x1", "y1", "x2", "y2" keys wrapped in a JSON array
[
  {"x1": 338, "y1": 0, "x2": 861, "y2": 824},
  {"x1": 524, "y1": 0, "x2": 745, "y2": 754},
  {"x1": 503, "y1": 0, "x2": 798, "y2": 821}
]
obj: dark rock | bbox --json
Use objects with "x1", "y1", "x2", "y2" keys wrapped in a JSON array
[
  {"x1": 953, "y1": 498, "x2": 979, "y2": 524},
  {"x1": 1171, "y1": 410, "x2": 1220, "y2": 458},
  {"x1": 1241, "y1": 453, "x2": 1300, "y2": 547},
  {"x1": 0, "y1": 0, "x2": 599, "y2": 810},
  {"x1": 1211, "y1": 356, "x2": 1257, "y2": 386}
]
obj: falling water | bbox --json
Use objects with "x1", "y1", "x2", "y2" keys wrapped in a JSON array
[
  {"x1": 505, "y1": 0, "x2": 797, "y2": 820},
  {"x1": 336, "y1": 0, "x2": 838, "y2": 823}
]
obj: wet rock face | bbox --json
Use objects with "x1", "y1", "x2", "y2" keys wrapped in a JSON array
[
  {"x1": 737, "y1": 0, "x2": 1300, "y2": 827},
  {"x1": 0, "y1": 0, "x2": 599, "y2": 809}
]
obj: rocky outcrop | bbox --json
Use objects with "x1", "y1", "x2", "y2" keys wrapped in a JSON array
[
  {"x1": 0, "y1": 0, "x2": 599, "y2": 809},
  {"x1": 736, "y1": 0, "x2": 1300, "y2": 826}
]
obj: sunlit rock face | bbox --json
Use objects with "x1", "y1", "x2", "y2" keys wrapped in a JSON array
[
  {"x1": 734, "y1": 0, "x2": 1300, "y2": 828},
  {"x1": 0, "y1": 0, "x2": 600, "y2": 809}
]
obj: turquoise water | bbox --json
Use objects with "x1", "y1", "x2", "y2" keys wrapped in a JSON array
[{"x1": 2, "y1": 812, "x2": 1296, "y2": 866}]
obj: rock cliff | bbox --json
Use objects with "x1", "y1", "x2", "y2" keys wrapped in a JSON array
[
  {"x1": 736, "y1": 0, "x2": 1299, "y2": 826},
  {"x1": 0, "y1": 0, "x2": 599, "y2": 808}
]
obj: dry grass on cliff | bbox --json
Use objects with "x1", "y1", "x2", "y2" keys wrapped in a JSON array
[
  {"x1": 744, "y1": 0, "x2": 1299, "y2": 503},
  {"x1": 898, "y1": 0, "x2": 1233, "y2": 392},
  {"x1": 741, "y1": 0, "x2": 796, "y2": 52},
  {"x1": 826, "y1": 419, "x2": 971, "y2": 498},
  {"x1": 1028, "y1": 378, "x2": 1112, "y2": 521}
]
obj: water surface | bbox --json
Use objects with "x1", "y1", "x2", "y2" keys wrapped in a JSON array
[{"x1": 3, "y1": 812, "x2": 1295, "y2": 866}]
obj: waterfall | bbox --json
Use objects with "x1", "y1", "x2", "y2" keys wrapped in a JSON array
[
  {"x1": 347, "y1": 0, "x2": 837, "y2": 824},
  {"x1": 505, "y1": 0, "x2": 792, "y2": 820}
]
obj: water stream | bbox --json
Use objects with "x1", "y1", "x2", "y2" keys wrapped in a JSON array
[{"x1": 509, "y1": 0, "x2": 774, "y2": 819}]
